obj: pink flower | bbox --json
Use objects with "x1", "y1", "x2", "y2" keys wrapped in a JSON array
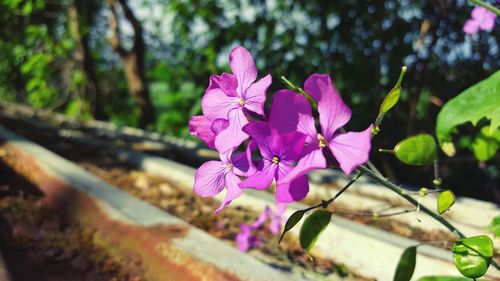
[
  {"x1": 269, "y1": 74, "x2": 372, "y2": 182},
  {"x1": 235, "y1": 224, "x2": 260, "y2": 251},
  {"x1": 201, "y1": 46, "x2": 272, "y2": 153},
  {"x1": 463, "y1": 6, "x2": 497, "y2": 34},
  {"x1": 239, "y1": 122, "x2": 309, "y2": 202},
  {"x1": 193, "y1": 148, "x2": 253, "y2": 213},
  {"x1": 189, "y1": 116, "x2": 228, "y2": 149},
  {"x1": 235, "y1": 203, "x2": 287, "y2": 251}
]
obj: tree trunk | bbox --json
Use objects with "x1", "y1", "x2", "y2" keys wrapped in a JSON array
[
  {"x1": 108, "y1": 0, "x2": 156, "y2": 128},
  {"x1": 68, "y1": 1, "x2": 108, "y2": 120}
]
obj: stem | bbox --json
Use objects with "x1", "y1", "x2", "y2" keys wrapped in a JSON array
[
  {"x1": 280, "y1": 76, "x2": 318, "y2": 109},
  {"x1": 304, "y1": 172, "x2": 362, "y2": 213},
  {"x1": 356, "y1": 165, "x2": 466, "y2": 238},
  {"x1": 333, "y1": 208, "x2": 416, "y2": 218},
  {"x1": 469, "y1": 0, "x2": 500, "y2": 16},
  {"x1": 356, "y1": 167, "x2": 500, "y2": 270},
  {"x1": 366, "y1": 160, "x2": 384, "y2": 177}
]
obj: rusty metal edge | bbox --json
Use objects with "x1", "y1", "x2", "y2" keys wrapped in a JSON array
[{"x1": 0, "y1": 125, "x2": 309, "y2": 281}]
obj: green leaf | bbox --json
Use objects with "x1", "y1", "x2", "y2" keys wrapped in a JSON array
[
  {"x1": 418, "y1": 276, "x2": 485, "y2": 281},
  {"x1": 471, "y1": 126, "x2": 500, "y2": 161},
  {"x1": 488, "y1": 215, "x2": 500, "y2": 237},
  {"x1": 393, "y1": 246, "x2": 417, "y2": 281},
  {"x1": 299, "y1": 210, "x2": 331, "y2": 251},
  {"x1": 394, "y1": 134, "x2": 437, "y2": 165},
  {"x1": 279, "y1": 210, "x2": 305, "y2": 243},
  {"x1": 381, "y1": 87, "x2": 401, "y2": 113},
  {"x1": 452, "y1": 235, "x2": 493, "y2": 278},
  {"x1": 436, "y1": 71, "x2": 500, "y2": 156},
  {"x1": 380, "y1": 66, "x2": 407, "y2": 114},
  {"x1": 437, "y1": 190, "x2": 455, "y2": 214}
]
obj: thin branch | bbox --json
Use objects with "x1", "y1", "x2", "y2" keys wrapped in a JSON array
[
  {"x1": 333, "y1": 208, "x2": 416, "y2": 218},
  {"x1": 356, "y1": 165, "x2": 465, "y2": 237},
  {"x1": 468, "y1": 0, "x2": 500, "y2": 15}
]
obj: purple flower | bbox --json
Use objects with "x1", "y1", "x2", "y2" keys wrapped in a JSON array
[
  {"x1": 250, "y1": 203, "x2": 286, "y2": 235},
  {"x1": 463, "y1": 7, "x2": 497, "y2": 34},
  {"x1": 269, "y1": 74, "x2": 372, "y2": 182},
  {"x1": 235, "y1": 203, "x2": 287, "y2": 251},
  {"x1": 239, "y1": 122, "x2": 310, "y2": 202},
  {"x1": 235, "y1": 224, "x2": 260, "y2": 251},
  {"x1": 267, "y1": 203, "x2": 287, "y2": 235},
  {"x1": 201, "y1": 46, "x2": 272, "y2": 153},
  {"x1": 189, "y1": 116, "x2": 228, "y2": 149},
  {"x1": 193, "y1": 148, "x2": 253, "y2": 213}
]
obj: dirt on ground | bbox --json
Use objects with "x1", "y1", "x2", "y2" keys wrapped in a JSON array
[
  {"x1": 0, "y1": 160, "x2": 145, "y2": 281},
  {"x1": 1, "y1": 124, "x2": 367, "y2": 280}
]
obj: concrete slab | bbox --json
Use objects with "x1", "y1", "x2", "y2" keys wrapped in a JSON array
[{"x1": 0, "y1": 126, "x2": 310, "y2": 281}]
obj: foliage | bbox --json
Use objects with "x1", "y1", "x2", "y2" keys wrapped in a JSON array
[
  {"x1": 436, "y1": 71, "x2": 500, "y2": 157},
  {"x1": 394, "y1": 246, "x2": 417, "y2": 281},
  {"x1": 0, "y1": 0, "x2": 74, "y2": 109},
  {"x1": 452, "y1": 235, "x2": 494, "y2": 278},
  {"x1": 393, "y1": 134, "x2": 437, "y2": 165},
  {"x1": 299, "y1": 210, "x2": 331, "y2": 251},
  {"x1": 437, "y1": 190, "x2": 455, "y2": 214}
]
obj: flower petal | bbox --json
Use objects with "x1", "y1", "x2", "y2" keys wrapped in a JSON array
[
  {"x1": 251, "y1": 207, "x2": 270, "y2": 229},
  {"x1": 304, "y1": 74, "x2": 352, "y2": 140},
  {"x1": 278, "y1": 130, "x2": 307, "y2": 162},
  {"x1": 215, "y1": 109, "x2": 249, "y2": 153},
  {"x1": 239, "y1": 161, "x2": 277, "y2": 190},
  {"x1": 193, "y1": 160, "x2": 227, "y2": 197},
  {"x1": 280, "y1": 148, "x2": 327, "y2": 184},
  {"x1": 471, "y1": 6, "x2": 487, "y2": 20},
  {"x1": 211, "y1": 118, "x2": 229, "y2": 135},
  {"x1": 243, "y1": 74, "x2": 272, "y2": 116},
  {"x1": 269, "y1": 90, "x2": 317, "y2": 144},
  {"x1": 463, "y1": 19, "x2": 480, "y2": 34},
  {"x1": 479, "y1": 12, "x2": 496, "y2": 31},
  {"x1": 231, "y1": 151, "x2": 254, "y2": 177},
  {"x1": 229, "y1": 46, "x2": 258, "y2": 96},
  {"x1": 202, "y1": 88, "x2": 239, "y2": 120},
  {"x1": 329, "y1": 125, "x2": 373, "y2": 175},
  {"x1": 276, "y1": 175, "x2": 309, "y2": 203},
  {"x1": 215, "y1": 172, "x2": 243, "y2": 213},
  {"x1": 208, "y1": 73, "x2": 238, "y2": 96},
  {"x1": 189, "y1": 115, "x2": 216, "y2": 148},
  {"x1": 242, "y1": 121, "x2": 274, "y2": 159}
]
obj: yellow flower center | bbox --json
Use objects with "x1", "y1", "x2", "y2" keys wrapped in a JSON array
[
  {"x1": 318, "y1": 133, "x2": 327, "y2": 148},
  {"x1": 239, "y1": 98, "x2": 245, "y2": 106},
  {"x1": 227, "y1": 163, "x2": 234, "y2": 171},
  {"x1": 272, "y1": 156, "x2": 280, "y2": 164}
]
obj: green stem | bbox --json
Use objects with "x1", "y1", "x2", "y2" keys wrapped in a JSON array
[
  {"x1": 469, "y1": 0, "x2": 500, "y2": 16},
  {"x1": 333, "y1": 208, "x2": 416, "y2": 218},
  {"x1": 280, "y1": 76, "x2": 318, "y2": 109},
  {"x1": 356, "y1": 165, "x2": 500, "y2": 270},
  {"x1": 303, "y1": 172, "x2": 362, "y2": 213},
  {"x1": 395, "y1": 66, "x2": 408, "y2": 88},
  {"x1": 356, "y1": 165, "x2": 466, "y2": 238}
]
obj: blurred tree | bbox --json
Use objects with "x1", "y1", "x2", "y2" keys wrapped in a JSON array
[
  {"x1": 68, "y1": 0, "x2": 108, "y2": 120},
  {"x1": 108, "y1": 0, "x2": 156, "y2": 128}
]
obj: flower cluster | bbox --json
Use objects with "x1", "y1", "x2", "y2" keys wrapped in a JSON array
[
  {"x1": 235, "y1": 203, "x2": 286, "y2": 251},
  {"x1": 463, "y1": 6, "x2": 497, "y2": 35},
  {"x1": 190, "y1": 46, "x2": 372, "y2": 213}
]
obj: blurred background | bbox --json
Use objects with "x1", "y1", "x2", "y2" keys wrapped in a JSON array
[{"x1": 0, "y1": 0, "x2": 498, "y2": 202}]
